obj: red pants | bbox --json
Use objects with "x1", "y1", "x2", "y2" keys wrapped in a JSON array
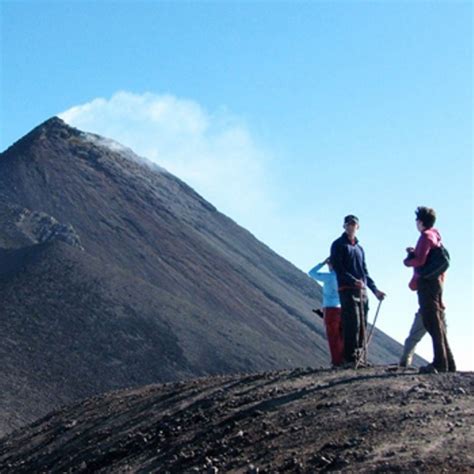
[{"x1": 324, "y1": 307, "x2": 344, "y2": 366}]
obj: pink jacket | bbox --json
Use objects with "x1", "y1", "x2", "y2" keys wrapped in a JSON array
[{"x1": 404, "y1": 228, "x2": 443, "y2": 291}]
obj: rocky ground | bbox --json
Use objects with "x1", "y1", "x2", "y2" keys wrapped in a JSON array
[{"x1": 0, "y1": 366, "x2": 472, "y2": 473}]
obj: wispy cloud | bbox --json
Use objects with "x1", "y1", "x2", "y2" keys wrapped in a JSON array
[{"x1": 60, "y1": 91, "x2": 278, "y2": 238}]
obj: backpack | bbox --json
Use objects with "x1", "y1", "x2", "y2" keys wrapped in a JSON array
[{"x1": 418, "y1": 245, "x2": 450, "y2": 279}]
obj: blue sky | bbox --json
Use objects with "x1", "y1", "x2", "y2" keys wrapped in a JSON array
[{"x1": 1, "y1": 1, "x2": 472, "y2": 369}]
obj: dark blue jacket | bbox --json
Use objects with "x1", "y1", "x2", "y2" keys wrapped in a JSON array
[{"x1": 330, "y1": 232, "x2": 378, "y2": 294}]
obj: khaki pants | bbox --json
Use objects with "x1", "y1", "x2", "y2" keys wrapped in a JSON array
[
  {"x1": 417, "y1": 278, "x2": 456, "y2": 372},
  {"x1": 400, "y1": 311, "x2": 452, "y2": 366}
]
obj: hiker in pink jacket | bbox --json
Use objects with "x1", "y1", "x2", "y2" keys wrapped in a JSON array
[{"x1": 403, "y1": 206, "x2": 456, "y2": 373}]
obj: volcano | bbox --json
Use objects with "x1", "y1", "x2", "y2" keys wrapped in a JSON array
[{"x1": 0, "y1": 118, "x2": 408, "y2": 435}]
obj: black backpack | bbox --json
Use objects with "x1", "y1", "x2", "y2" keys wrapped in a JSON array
[{"x1": 418, "y1": 245, "x2": 450, "y2": 279}]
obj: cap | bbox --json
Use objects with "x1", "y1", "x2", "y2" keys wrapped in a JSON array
[{"x1": 344, "y1": 214, "x2": 359, "y2": 225}]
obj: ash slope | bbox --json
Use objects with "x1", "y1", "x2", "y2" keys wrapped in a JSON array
[
  {"x1": 0, "y1": 118, "x2": 409, "y2": 436},
  {"x1": 0, "y1": 239, "x2": 319, "y2": 436},
  {"x1": 0, "y1": 367, "x2": 472, "y2": 473}
]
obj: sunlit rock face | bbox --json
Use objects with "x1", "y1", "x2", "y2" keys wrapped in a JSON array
[{"x1": 0, "y1": 201, "x2": 83, "y2": 250}]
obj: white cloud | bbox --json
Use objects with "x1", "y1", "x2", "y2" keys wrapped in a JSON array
[{"x1": 59, "y1": 91, "x2": 277, "y2": 237}]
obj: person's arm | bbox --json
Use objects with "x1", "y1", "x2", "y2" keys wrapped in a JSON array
[
  {"x1": 308, "y1": 262, "x2": 329, "y2": 283},
  {"x1": 404, "y1": 233, "x2": 431, "y2": 268},
  {"x1": 362, "y1": 249, "x2": 386, "y2": 300},
  {"x1": 365, "y1": 272, "x2": 378, "y2": 294},
  {"x1": 360, "y1": 248, "x2": 378, "y2": 293}
]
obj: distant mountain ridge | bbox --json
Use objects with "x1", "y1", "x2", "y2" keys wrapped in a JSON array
[{"x1": 0, "y1": 117, "x2": 409, "y2": 436}]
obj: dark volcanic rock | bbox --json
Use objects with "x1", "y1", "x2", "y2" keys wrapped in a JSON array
[
  {"x1": 0, "y1": 367, "x2": 472, "y2": 473},
  {"x1": 0, "y1": 118, "x2": 409, "y2": 436}
]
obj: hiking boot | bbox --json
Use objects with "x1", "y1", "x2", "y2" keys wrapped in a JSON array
[{"x1": 419, "y1": 364, "x2": 438, "y2": 374}]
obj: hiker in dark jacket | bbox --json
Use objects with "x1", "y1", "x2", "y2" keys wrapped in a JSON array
[
  {"x1": 403, "y1": 206, "x2": 455, "y2": 373},
  {"x1": 330, "y1": 215, "x2": 385, "y2": 366}
]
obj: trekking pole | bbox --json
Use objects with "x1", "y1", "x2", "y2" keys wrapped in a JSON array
[
  {"x1": 366, "y1": 298, "x2": 383, "y2": 349},
  {"x1": 355, "y1": 288, "x2": 367, "y2": 369}
]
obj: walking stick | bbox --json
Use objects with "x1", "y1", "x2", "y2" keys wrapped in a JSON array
[
  {"x1": 366, "y1": 299, "x2": 383, "y2": 348},
  {"x1": 356, "y1": 298, "x2": 383, "y2": 368}
]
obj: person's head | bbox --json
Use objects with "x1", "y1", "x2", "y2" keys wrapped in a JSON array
[
  {"x1": 415, "y1": 206, "x2": 436, "y2": 231},
  {"x1": 343, "y1": 214, "x2": 359, "y2": 237}
]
